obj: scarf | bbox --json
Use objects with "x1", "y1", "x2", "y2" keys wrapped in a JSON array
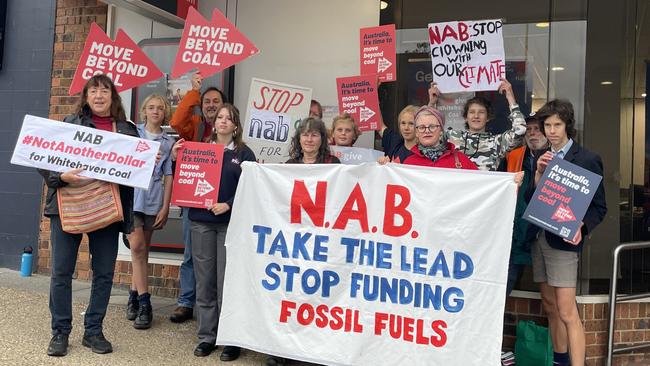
[{"x1": 418, "y1": 134, "x2": 448, "y2": 162}]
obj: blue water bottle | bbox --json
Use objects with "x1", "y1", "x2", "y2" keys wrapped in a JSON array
[{"x1": 20, "y1": 246, "x2": 33, "y2": 277}]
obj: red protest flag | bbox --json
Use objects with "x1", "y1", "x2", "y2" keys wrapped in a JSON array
[
  {"x1": 336, "y1": 75, "x2": 382, "y2": 132},
  {"x1": 360, "y1": 24, "x2": 396, "y2": 82},
  {"x1": 171, "y1": 7, "x2": 259, "y2": 78},
  {"x1": 69, "y1": 23, "x2": 164, "y2": 96},
  {"x1": 171, "y1": 142, "x2": 225, "y2": 209}
]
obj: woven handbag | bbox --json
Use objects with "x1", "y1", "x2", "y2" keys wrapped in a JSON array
[{"x1": 57, "y1": 180, "x2": 123, "y2": 234}]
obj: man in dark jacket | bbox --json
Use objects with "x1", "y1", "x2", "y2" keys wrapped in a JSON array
[{"x1": 532, "y1": 99, "x2": 607, "y2": 366}]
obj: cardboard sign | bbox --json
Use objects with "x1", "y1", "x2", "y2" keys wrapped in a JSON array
[
  {"x1": 242, "y1": 78, "x2": 312, "y2": 163},
  {"x1": 360, "y1": 24, "x2": 396, "y2": 82},
  {"x1": 171, "y1": 7, "x2": 259, "y2": 78},
  {"x1": 336, "y1": 75, "x2": 381, "y2": 132},
  {"x1": 523, "y1": 157, "x2": 603, "y2": 239},
  {"x1": 217, "y1": 163, "x2": 518, "y2": 366},
  {"x1": 11, "y1": 115, "x2": 159, "y2": 189},
  {"x1": 69, "y1": 23, "x2": 164, "y2": 95},
  {"x1": 428, "y1": 19, "x2": 505, "y2": 93},
  {"x1": 170, "y1": 141, "x2": 224, "y2": 208},
  {"x1": 329, "y1": 146, "x2": 384, "y2": 165}
]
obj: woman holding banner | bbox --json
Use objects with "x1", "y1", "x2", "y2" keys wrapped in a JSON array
[
  {"x1": 330, "y1": 113, "x2": 361, "y2": 147},
  {"x1": 41, "y1": 75, "x2": 139, "y2": 357},
  {"x1": 378, "y1": 105, "x2": 419, "y2": 161},
  {"x1": 384, "y1": 105, "x2": 478, "y2": 169},
  {"x1": 287, "y1": 117, "x2": 341, "y2": 164},
  {"x1": 186, "y1": 103, "x2": 255, "y2": 362},
  {"x1": 265, "y1": 117, "x2": 340, "y2": 366},
  {"x1": 125, "y1": 94, "x2": 176, "y2": 330},
  {"x1": 428, "y1": 78, "x2": 526, "y2": 171}
]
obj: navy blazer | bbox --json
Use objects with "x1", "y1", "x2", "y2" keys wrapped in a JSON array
[{"x1": 545, "y1": 142, "x2": 607, "y2": 252}]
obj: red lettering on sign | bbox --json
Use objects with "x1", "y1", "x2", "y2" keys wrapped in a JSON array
[
  {"x1": 333, "y1": 183, "x2": 369, "y2": 232},
  {"x1": 383, "y1": 184, "x2": 412, "y2": 237},
  {"x1": 290, "y1": 180, "x2": 327, "y2": 227}
]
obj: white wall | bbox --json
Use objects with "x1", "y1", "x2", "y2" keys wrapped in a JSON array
[
  {"x1": 233, "y1": 0, "x2": 379, "y2": 114},
  {"x1": 112, "y1": 1, "x2": 226, "y2": 118}
]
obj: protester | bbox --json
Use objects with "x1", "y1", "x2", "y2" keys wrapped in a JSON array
[
  {"x1": 187, "y1": 103, "x2": 255, "y2": 362},
  {"x1": 500, "y1": 114, "x2": 550, "y2": 295},
  {"x1": 266, "y1": 118, "x2": 340, "y2": 366},
  {"x1": 286, "y1": 117, "x2": 341, "y2": 164},
  {"x1": 126, "y1": 94, "x2": 176, "y2": 329},
  {"x1": 169, "y1": 72, "x2": 226, "y2": 323},
  {"x1": 533, "y1": 99, "x2": 607, "y2": 366},
  {"x1": 384, "y1": 105, "x2": 477, "y2": 169},
  {"x1": 379, "y1": 105, "x2": 418, "y2": 160},
  {"x1": 428, "y1": 78, "x2": 526, "y2": 171},
  {"x1": 330, "y1": 113, "x2": 361, "y2": 146},
  {"x1": 41, "y1": 74, "x2": 139, "y2": 356},
  {"x1": 309, "y1": 99, "x2": 323, "y2": 119}
]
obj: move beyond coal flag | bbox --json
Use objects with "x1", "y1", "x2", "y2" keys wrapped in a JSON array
[
  {"x1": 360, "y1": 24, "x2": 396, "y2": 82},
  {"x1": 523, "y1": 156, "x2": 603, "y2": 239},
  {"x1": 171, "y1": 7, "x2": 259, "y2": 78},
  {"x1": 171, "y1": 141, "x2": 224, "y2": 209},
  {"x1": 336, "y1": 75, "x2": 382, "y2": 131},
  {"x1": 217, "y1": 163, "x2": 518, "y2": 366},
  {"x1": 69, "y1": 23, "x2": 163, "y2": 95}
]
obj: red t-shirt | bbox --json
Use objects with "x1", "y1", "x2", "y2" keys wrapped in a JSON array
[{"x1": 92, "y1": 114, "x2": 113, "y2": 132}]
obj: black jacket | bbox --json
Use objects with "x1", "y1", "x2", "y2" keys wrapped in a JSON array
[
  {"x1": 39, "y1": 108, "x2": 139, "y2": 233},
  {"x1": 545, "y1": 142, "x2": 607, "y2": 252}
]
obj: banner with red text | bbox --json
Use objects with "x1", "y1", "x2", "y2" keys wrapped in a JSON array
[
  {"x1": 360, "y1": 24, "x2": 396, "y2": 82},
  {"x1": 10, "y1": 115, "x2": 159, "y2": 189},
  {"x1": 217, "y1": 163, "x2": 517, "y2": 366},
  {"x1": 171, "y1": 7, "x2": 259, "y2": 78},
  {"x1": 69, "y1": 23, "x2": 163, "y2": 95},
  {"x1": 336, "y1": 75, "x2": 381, "y2": 131},
  {"x1": 242, "y1": 78, "x2": 312, "y2": 163},
  {"x1": 171, "y1": 142, "x2": 224, "y2": 208},
  {"x1": 428, "y1": 19, "x2": 505, "y2": 93}
]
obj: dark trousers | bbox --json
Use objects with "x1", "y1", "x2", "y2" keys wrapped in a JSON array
[
  {"x1": 49, "y1": 216, "x2": 120, "y2": 336},
  {"x1": 191, "y1": 220, "x2": 228, "y2": 344}
]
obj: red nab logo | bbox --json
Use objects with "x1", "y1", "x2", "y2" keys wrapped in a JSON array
[
  {"x1": 69, "y1": 23, "x2": 163, "y2": 95},
  {"x1": 551, "y1": 203, "x2": 576, "y2": 222},
  {"x1": 171, "y1": 7, "x2": 259, "y2": 78},
  {"x1": 135, "y1": 140, "x2": 151, "y2": 153}
]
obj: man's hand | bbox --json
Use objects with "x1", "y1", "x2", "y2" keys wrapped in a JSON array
[
  {"x1": 564, "y1": 222, "x2": 584, "y2": 245},
  {"x1": 191, "y1": 73, "x2": 203, "y2": 91},
  {"x1": 498, "y1": 78, "x2": 516, "y2": 106},
  {"x1": 153, "y1": 207, "x2": 169, "y2": 229}
]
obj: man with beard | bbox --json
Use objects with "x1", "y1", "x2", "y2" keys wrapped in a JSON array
[
  {"x1": 501, "y1": 113, "x2": 550, "y2": 295},
  {"x1": 168, "y1": 72, "x2": 226, "y2": 323}
]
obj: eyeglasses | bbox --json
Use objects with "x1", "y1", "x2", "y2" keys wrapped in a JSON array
[{"x1": 415, "y1": 124, "x2": 441, "y2": 133}]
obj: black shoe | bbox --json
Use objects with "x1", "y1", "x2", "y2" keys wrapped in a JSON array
[
  {"x1": 193, "y1": 342, "x2": 217, "y2": 357},
  {"x1": 133, "y1": 303, "x2": 152, "y2": 329},
  {"x1": 169, "y1": 306, "x2": 193, "y2": 323},
  {"x1": 82, "y1": 332, "x2": 113, "y2": 354},
  {"x1": 126, "y1": 296, "x2": 138, "y2": 321},
  {"x1": 47, "y1": 334, "x2": 69, "y2": 357},
  {"x1": 220, "y1": 346, "x2": 241, "y2": 362},
  {"x1": 266, "y1": 356, "x2": 288, "y2": 366}
]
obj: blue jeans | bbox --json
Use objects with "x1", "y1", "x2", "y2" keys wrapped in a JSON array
[
  {"x1": 49, "y1": 216, "x2": 120, "y2": 336},
  {"x1": 176, "y1": 208, "x2": 196, "y2": 308}
]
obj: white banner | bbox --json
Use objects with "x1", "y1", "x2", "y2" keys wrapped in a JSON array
[
  {"x1": 242, "y1": 78, "x2": 312, "y2": 163},
  {"x1": 329, "y1": 146, "x2": 384, "y2": 165},
  {"x1": 428, "y1": 19, "x2": 505, "y2": 93},
  {"x1": 218, "y1": 162, "x2": 517, "y2": 366},
  {"x1": 11, "y1": 114, "x2": 159, "y2": 189}
]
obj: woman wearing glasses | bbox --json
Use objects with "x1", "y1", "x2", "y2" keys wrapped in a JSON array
[
  {"x1": 386, "y1": 105, "x2": 477, "y2": 169},
  {"x1": 428, "y1": 78, "x2": 526, "y2": 171}
]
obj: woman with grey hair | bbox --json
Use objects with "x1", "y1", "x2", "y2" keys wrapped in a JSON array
[{"x1": 286, "y1": 117, "x2": 341, "y2": 164}]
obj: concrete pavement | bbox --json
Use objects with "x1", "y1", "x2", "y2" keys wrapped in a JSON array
[{"x1": 0, "y1": 269, "x2": 306, "y2": 366}]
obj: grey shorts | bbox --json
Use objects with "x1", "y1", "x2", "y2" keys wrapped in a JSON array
[
  {"x1": 133, "y1": 212, "x2": 157, "y2": 231},
  {"x1": 531, "y1": 234, "x2": 579, "y2": 288}
]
